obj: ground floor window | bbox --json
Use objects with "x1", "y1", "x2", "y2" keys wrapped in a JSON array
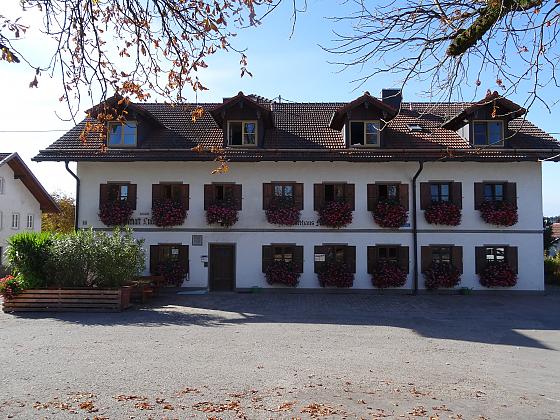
[{"x1": 150, "y1": 244, "x2": 189, "y2": 286}]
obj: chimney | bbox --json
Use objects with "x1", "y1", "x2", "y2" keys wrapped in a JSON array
[{"x1": 382, "y1": 89, "x2": 402, "y2": 110}]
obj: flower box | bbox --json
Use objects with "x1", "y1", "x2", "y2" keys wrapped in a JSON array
[
  {"x1": 317, "y1": 201, "x2": 353, "y2": 228},
  {"x1": 424, "y1": 201, "x2": 461, "y2": 226},
  {"x1": 154, "y1": 260, "x2": 188, "y2": 286},
  {"x1": 206, "y1": 203, "x2": 239, "y2": 227},
  {"x1": 265, "y1": 198, "x2": 301, "y2": 226},
  {"x1": 152, "y1": 199, "x2": 187, "y2": 227},
  {"x1": 265, "y1": 261, "x2": 301, "y2": 287},
  {"x1": 99, "y1": 201, "x2": 133, "y2": 226},
  {"x1": 372, "y1": 200, "x2": 408, "y2": 228},
  {"x1": 2, "y1": 287, "x2": 131, "y2": 312},
  {"x1": 318, "y1": 261, "x2": 354, "y2": 288},
  {"x1": 372, "y1": 261, "x2": 407, "y2": 288},
  {"x1": 423, "y1": 262, "x2": 461, "y2": 290},
  {"x1": 479, "y1": 201, "x2": 518, "y2": 226},
  {"x1": 479, "y1": 262, "x2": 517, "y2": 287}
]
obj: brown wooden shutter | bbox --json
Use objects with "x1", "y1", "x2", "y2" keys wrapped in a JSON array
[
  {"x1": 203, "y1": 184, "x2": 213, "y2": 210},
  {"x1": 399, "y1": 246, "x2": 410, "y2": 273},
  {"x1": 262, "y1": 183, "x2": 273, "y2": 210},
  {"x1": 179, "y1": 245, "x2": 189, "y2": 274},
  {"x1": 314, "y1": 245, "x2": 327, "y2": 273},
  {"x1": 293, "y1": 245, "x2": 304, "y2": 273},
  {"x1": 419, "y1": 183, "x2": 431, "y2": 210},
  {"x1": 128, "y1": 184, "x2": 137, "y2": 210},
  {"x1": 474, "y1": 183, "x2": 484, "y2": 210},
  {"x1": 505, "y1": 182, "x2": 517, "y2": 207},
  {"x1": 506, "y1": 246, "x2": 518, "y2": 274},
  {"x1": 313, "y1": 184, "x2": 324, "y2": 211},
  {"x1": 233, "y1": 184, "x2": 242, "y2": 210},
  {"x1": 399, "y1": 184, "x2": 409, "y2": 210},
  {"x1": 451, "y1": 182, "x2": 462, "y2": 209},
  {"x1": 345, "y1": 184, "x2": 355, "y2": 210},
  {"x1": 151, "y1": 184, "x2": 162, "y2": 207},
  {"x1": 420, "y1": 246, "x2": 432, "y2": 272},
  {"x1": 367, "y1": 184, "x2": 378, "y2": 211},
  {"x1": 150, "y1": 245, "x2": 159, "y2": 274},
  {"x1": 182, "y1": 184, "x2": 190, "y2": 210},
  {"x1": 345, "y1": 246, "x2": 356, "y2": 273},
  {"x1": 475, "y1": 246, "x2": 486, "y2": 274},
  {"x1": 262, "y1": 245, "x2": 273, "y2": 273},
  {"x1": 99, "y1": 183, "x2": 109, "y2": 209},
  {"x1": 294, "y1": 183, "x2": 304, "y2": 210},
  {"x1": 367, "y1": 246, "x2": 377, "y2": 274},
  {"x1": 452, "y1": 246, "x2": 463, "y2": 274}
]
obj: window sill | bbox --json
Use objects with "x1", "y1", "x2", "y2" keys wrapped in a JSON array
[{"x1": 350, "y1": 144, "x2": 380, "y2": 148}]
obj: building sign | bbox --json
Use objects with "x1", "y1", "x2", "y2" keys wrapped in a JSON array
[
  {"x1": 127, "y1": 217, "x2": 155, "y2": 226},
  {"x1": 314, "y1": 253, "x2": 326, "y2": 262}
]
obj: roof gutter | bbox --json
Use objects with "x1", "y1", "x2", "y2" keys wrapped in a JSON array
[
  {"x1": 64, "y1": 161, "x2": 80, "y2": 231},
  {"x1": 412, "y1": 161, "x2": 424, "y2": 295}
]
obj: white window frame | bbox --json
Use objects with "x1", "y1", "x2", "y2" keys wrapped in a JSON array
[
  {"x1": 11, "y1": 213, "x2": 20, "y2": 230},
  {"x1": 26, "y1": 214, "x2": 34, "y2": 229},
  {"x1": 0, "y1": 177, "x2": 4, "y2": 194},
  {"x1": 107, "y1": 121, "x2": 138, "y2": 147},
  {"x1": 227, "y1": 120, "x2": 258, "y2": 146},
  {"x1": 350, "y1": 120, "x2": 381, "y2": 147},
  {"x1": 472, "y1": 120, "x2": 504, "y2": 146}
]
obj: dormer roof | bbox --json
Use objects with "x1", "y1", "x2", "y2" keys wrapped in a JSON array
[
  {"x1": 329, "y1": 92, "x2": 398, "y2": 131},
  {"x1": 442, "y1": 91, "x2": 527, "y2": 130},
  {"x1": 209, "y1": 91, "x2": 274, "y2": 128},
  {"x1": 86, "y1": 94, "x2": 164, "y2": 127}
]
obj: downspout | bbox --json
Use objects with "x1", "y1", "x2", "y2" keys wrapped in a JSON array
[
  {"x1": 412, "y1": 161, "x2": 424, "y2": 295},
  {"x1": 64, "y1": 161, "x2": 80, "y2": 231}
]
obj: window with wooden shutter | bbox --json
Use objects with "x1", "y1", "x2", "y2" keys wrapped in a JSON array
[
  {"x1": 263, "y1": 244, "x2": 304, "y2": 273},
  {"x1": 451, "y1": 182, "x2": 462, "y2": 208},
  {"x1": 367, "y1": 184, "x2": 378, "y2": 211},
  {"x1": 127, "y1": 184, "x2": 137, "y2": 210},
  {"x1": 367, "y1": 246, "x2": 377, "y2": 274},
  {"x1": 419, "y1": 183, "x2": 431, "y2": 210},
  {"x1": 293, "y1": 183, "x2": 304, "y2": 210},
  {"x1": 316, "y1": 183, "x2": 354, "y2": 209},
  {"x1": 451, "y1": 246, "x2": 463, "y2": 273},
  {"x1": 233, "y1": 184, "x2": 242, "y2": 210},
  {"x1": 264, "y1": 182, "x2": 300, "y2": 210},
  {"x1": 205, "y1": 184, "x2": 241, "y2": 210},
  {"x1": 262, "y1": 245, "x2": 273, "y2": 272},
  {"x1": 314, "y1": 245, "x2": 328, "y2": 273},
  {"x1": 421, "y1": 246, "x2": 433, "y2": 272},
  {"x1": 153, "y1": 183, "x2": 189, "y2": 209},
  {"x1": 316, "y1": 245, "x2": 355, "y2": 273},
  {"x1": 313, "y1": 184, "x2": 324, "y2": 211},
  {"x1": 476, "y1": 245, "x2": 517, "y2": 274},
  {"x1": 293, "y1": 245, "x2": 304, "y2": 273},
  {"x1": 504, "y1": 183, "x2": 517, "y2": 207},
  {"x1": 345, "y1": 246, "x2": 356, "y2": 273},
  {"x1": 399, "y1": 184, "x2": 409, "y2": 210},
  {"x1": 344, "y1": 184, "x2": 355, "y2": 210},
  {"x1": 99, "y1": 184, "x2": 109, "y2": 209},
  {"x1": 150, "y1": 245, "x2": 159, "y2": 274},
  {"x1": 398, "y1": 246, "x2": 410, "y2": 273},
  {"x1": 151, "y1": 243, "x2": 188, "y2": 275},
  {"x1": 475, "y1": 182, "x2": 516, "y2": 209},
  {"x1": 204, "y1": 184, "x2": 213, "y2": 210},
  {"x1": 262, "y1": 183, "x2": 273, "y2": 210},
  {"x1": 102, "y1": 183, "x2": 136, "y2": 209},
  {"x1": 474, "y1": 182, "x2": 484, "y2": 209}
]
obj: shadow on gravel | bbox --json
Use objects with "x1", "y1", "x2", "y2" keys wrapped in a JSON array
[{"x1": 7, "y1": 293, "x2": 560, "y2": 350}]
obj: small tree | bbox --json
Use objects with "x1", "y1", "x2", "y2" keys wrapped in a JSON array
[
  {"x1": 544, "y1": 217, "x2": 560, "y2": 256},
  {"x1": 42, "y1": 192, "x2": 75, "y2": 233}
]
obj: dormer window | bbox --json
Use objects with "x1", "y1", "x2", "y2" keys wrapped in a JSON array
[
  {"x1": 107, "y1": 121, "x2": 137, "y2": 147},
  {"x1": 350, "y1": 121, "x2": 380, "y2": 146},
  {"x1": 228, "y1": 121, "x2": 257, "y2": 146},
  {"x1": 473, "y1": 121, "x2": 503, "y2": 146}
]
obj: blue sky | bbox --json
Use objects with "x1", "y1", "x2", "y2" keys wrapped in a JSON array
[{"x1": 1, "y1": 0, "x2": 559, "y2": 214}]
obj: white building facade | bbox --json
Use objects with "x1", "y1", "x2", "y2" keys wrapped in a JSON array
[
  {"x1": 0, "y1": 153, "x2": 59, "y2": 272},
  {"x1": 34, "y1": 91, "x2": 560, "y2": 292}
]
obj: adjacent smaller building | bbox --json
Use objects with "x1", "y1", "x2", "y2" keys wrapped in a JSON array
[{"x1": 0, "y1": 153, "x2": 59, "y2": 272}]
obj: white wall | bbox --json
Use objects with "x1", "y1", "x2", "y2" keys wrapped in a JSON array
[
  {"x1": 0, "y1": 163, "x2": 42, "y2": 267},
  {"x1": 77, "y1": 161, "x2": 544, "y2": 291}
]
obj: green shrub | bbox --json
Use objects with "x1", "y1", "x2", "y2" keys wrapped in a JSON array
[
  {"x1": 6, "y1": 228, "x2": 145, "y2": 289},
  {"x1": 544, "y1": 255, "x2": 560, "y2": 285},
  {"x1": 6, "y1": 232, "x2": 56, "y2": 288}
]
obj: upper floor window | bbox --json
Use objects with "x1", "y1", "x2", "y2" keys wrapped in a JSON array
[
  {"x1": 204, "y1": 183, "x2": 242, "y2": 210},
  {"x1": 484, "y1": 183, "x2": 504, "y2": 202},
  {"x1": 378, "y1": 184, "x2": 399, "y2": 201},
  {"x1": 26, "y1": 214, "x2": 34, "y2": 229},
  {"x1": 0, "y1": 177, "x2": 4, "y2": 194},
  {"x1": 473, "y1": 121, "x2": 503, "y2": 146},
  {"x1": 108, "y1": 121, "x2": 137, "y2": 147},
  {"x1": 430, "y1": 183, "x2": 450, "y2": 203},
  {"x1": 350, "y1": 121, "x2": 380, "y2": 146},
  {"x1": 109, "y1": 183, "x2": 130, "y2": 202},
  {"x1": 228, "y1": 121, "x2": 257, "y2": 146}
]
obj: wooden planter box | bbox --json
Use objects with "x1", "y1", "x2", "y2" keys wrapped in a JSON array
[{"x1": 2, "y1": 286, "x2": 132, "y2": 313}]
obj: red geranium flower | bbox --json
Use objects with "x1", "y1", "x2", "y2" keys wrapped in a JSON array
[
  {"x1": 479, "y1": 201, "x2": 518, "y2": 226},
  {"x1": 318, "y1": 261, "x2": 354, "y2": 288},
  {"x1": 479, "y1": 262, "x2": 517, "y2": 287},
  {"x1": 373, "y1": 200, "x2": 408, "y2": 228},
  {"x1": 423, "y1": 262, "x2": 461, "y2": 290},
  {"x1": 152, "y1": 199, "x2": 187, "y2": 227},
  {"x1": 99, "y1": 200, "x2": 133, "y2": 226},
  {"x1": 317, "y1": 201, "x2": 353, "y2": 228},
  {"x1": 265, "y1": 261, "x2": 301, "y2": 287},
  {"x1": 206, "y1": 203, "x2": 239, "y2": 227},
  {"x1": 424, "y1": 201, "x2": 462, "y2": 226},
  {"x1": 372, "y1": 261, "x2": 407, "y2": 288},
  {"x1": 265, "y1": 197, "x2": 300, "y2": 226}
]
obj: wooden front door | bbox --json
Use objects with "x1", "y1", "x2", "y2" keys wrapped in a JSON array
[{"x1": 209, "y1": 244, "x2": 236, "y2": 291}]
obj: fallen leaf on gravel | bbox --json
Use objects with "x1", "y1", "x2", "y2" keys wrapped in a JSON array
[
  {"x1": 155, "y1": 398, "x2": 166, "y2": 404},
  {"x1": 114, "y1": 395, "x2": 147, "y2": 402},
  {"x1": 357, "y1": 399, "x2": 366, "y2": 404},
  {"x1": 429, "y1": 415, "x2": 440, "y2": 420},
  {"x1": 134, "y1": 401, "x2": 154, "y2": 410},
  {"x1": 177, "y1": 387, "x2": 200, "y2": 395},
  {"x1": 93, "y1": 417, "x2": 109, "y2": 420},
  {"x1": 193, "y1": 401, "x2": 241, "y2": 413},
  {"x1": 432, "y1": 405, "x2": 452, "y2": 411},
  {"x1": 301, "y1": 403, "x2": 336, "y2": 417},
  {"x1": 33, "y1": 402, "x2": 50, "y2": 409},
  {"x1": 408, "y1": 406, "x2": 427, "y2": 416},
  {"x1": 475, "y1": 391, "x2": 486, "y2": 398},
  {"x1": 79, "y1": 401, "x2": 98, "y2": 413},
  {"x1": 276, "y1": 401, "x2": 296, "y2": 411},
  {"x1": 163, "y1": 403, "x2": 174, "y2": 410},
  {"x1": 410, "y1": 387, "x2": 429, "y2": 397}
]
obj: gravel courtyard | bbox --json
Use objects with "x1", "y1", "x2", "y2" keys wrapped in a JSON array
[{"x1": 1, "y1": 293, "x2": 559, "y2": 419}]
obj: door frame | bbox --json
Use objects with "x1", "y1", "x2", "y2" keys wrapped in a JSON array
[{"x1": 208, "y1": 242, "x2": 237, "y2": 291}]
